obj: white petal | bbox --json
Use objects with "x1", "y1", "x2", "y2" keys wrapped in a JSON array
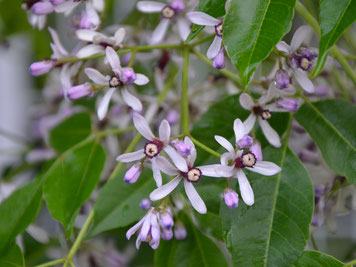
[
  {"x1": 294, "y1": 68, "x2": 315, "y2": 93},
  {"x1": 177, "y1": 18, "x2": 190, "y2": 42},
  {"x1": 133, "y1": 113, "x2": 155, "y2": 141},
  {"x1": 159, "y1": 120, "x2": 171, "y2": 144},
  {"x1": 116, "y1": 149, "x2": 145, "y2": 162},
  {"x1": 207, "y1": 35, "x2": 222, "y2": 59},
  {"x1": 236, "y1": 170, "x2": 254, "y2": 206},
  {"x1": 76, "y1": 44, "x2": 104, "y2": 58},
  {"x1": 186, "y1": 11, "x2": 221, "y2": 26},
  {"x1": 76, "y1": 29, "x2": 97, "y2": 42},
  {"x1": 199, "y1": 164, "x2": 233, "y2": 177},
  {"x1": 243, "y1": 113, "x2": 256, "y2": 134},
  {"x1": 84, "y1": 67, "x2": 108, "y2": 85},
  {"x1": 121, "y1": 88, "x2": 143, "y2": 111},
  {"x1": 151, "y1": 158, "x2": 162, "y2": 187},
  {"x1": 150, "y1": 19, "x2": 170, "y2": 45},
  {"x1": 135, "y1": 235, "x2": 142, "y2": 249},
  {"x1": 150, "y1": 176, "x2": 181, "y2": 201},
  {"x1": 290, "y1": 25, "x2": 310, "y2": 52},
  {"x1": 184, "y1": 180, "x2": 207, "y2": 214},
  {"x1": 221, "y1": 152, "x2": 234, "y2": 165},
  {"x1": 106, "y1": 46, "x2": 121, "y2": 72},
  {"x1": 126, "y1": 213, "x2": 147, "y2": 240},
  {"x1": 184, "y1": 136, "x2": 196, "y2": 166},
  {"x1": 164, "y1": 146, "x2": 188, "y2": 172},
  {"x1": 54, "y1": 1, "x2": 79, "y2": 14},
  {"x1": 239, "y1": 93, "x2": 255, "y2": 110},
  {"x1": 136, "y1": 1, "x2": 165, "y2": 13},
  {"x1": 140, "y1": 211, "x2": 152, "y2": 241},
  {"x1": 155, "y1": 156, "x2": 179, "y2": 176},
  {"x1": 93, "y1": 0, "x2": 104, "y2": 12},
  {"x1": 246, "y1": 161, "x2": 281, "y2": 176},
  {"x1": 98, "y1": 88, "x2": 116, "y2": 120},
  {"x1": 134, "y1": 73, "x2": 149, "y2": 85},
  {"x1": 276, "y1": 41, "x2": 291, "y2": 54},
  {"x1": 214, "y1": 135, "x2": 234, "y2": 154},
  {"x1": 114, "y1": 28, "x2": 126, "y2": 46},
  {"x1": 233, "y1": 118, "x2": 245, "y2": 143},
  {"x1": 48, "y1": 27, "x2": 68, "y2": 57},
  {"x1": 85, "y1": 3, "x2": 100, "y2": 26},
  {"x1": 258, "y1": 117, "x2": 281, "y2": 148},
  {"x1": 258, "y1": 83, "x2": 276, "y2": 105}
]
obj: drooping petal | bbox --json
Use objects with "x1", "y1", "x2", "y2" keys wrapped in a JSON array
[
  {"x1": 186, "y1": 11, "x2": 221, "y2": 26},
  {"x1": 76, "y1": 44, "x2": 104, "y2": 58},
  {"x1": 276, "y1": 41, "x2": 291, "y2": 54},
  {"x1": 236, "y1": 170, "x2": 254, "y2": 206},
  {"x1": 140, "y1": 211, "x2": 152, "y2": 241},
  {"x1": 48, "y1": 27, "x2": 68, "y2": 57},
  {"x1": 150, "y1": 19, "x2": 170, "y2": 45},
  {"x1": 136, "y1": 1, "x2": 165, "y2": 13},
  {"x1": 290, "y1": 25, "x2": 310, "y2": 52},
  {"x1": 150, "y1": 176, "x2": 181, "y2": 201},
  {"x1": 151, "y1": 158, "x2": 162, "y2": 187},
  {"x1": 76, "y1": 29, "x2": 97, "y2": 41},
  {"x1": 116, "y1": 149, "x2": 145, "y2": 162},
  {"x1": 164, "y1": 146, "x2": 188, "y2": 172},
  {"x1": 207, "y1": 35, "x2": 222, "y2": 59},
  {"x1": 233, "y1": 118, "x2": 246, "y2": 144},
  {"x1": 113, "y1": 28, "x2": 126, "y2": 46},
  {"x1": 184, "y1": 137, "x2": 196, "y2": 166},
  {"x1": 246, "y1": 161, "x2": 281, "y2": 176},
  {"x1": 135, "y1": 235, "x2": 142, "y2": 249},
  {"x1": 134, "y1": 73, "x2": 150, "y2": 85},
  {"x1": 159, "y1": 120, "x2": 171, "y2": 144},
  {"x1": 105, "y1": 46, "x2": 122, "y2": 72},
  {"x1": 199, "y1": 164, "x2": 233, "y2": 177},
  {"x1": 239, "y1": 93, "x2": 255, "y2": 110},
  {"x1": 293, "y1": 68, "x2": 315, "y2": 93},
  {"x1": 214, "y1": 135, "x2": 234, "y2": 154},
  {"x1": 155, "y1": 156, "x2": 180, "y2": 176},
  {"x1": 133, "y1": 113, "x2": 155, "y2": 141},
  {"x1": 126, "y1": 213, "x2": 147, "y2": 240},
  {"x1": 97, "y1": 88, "x2": 116, "y2": 120},
  {"x1": 184, "y1": 180, "x2": 207, "y2": 214},
  {"x1": 121, "y1": 88, "x2": 143, "y2": 111},
  {"x1": 243, "y1": 113, "x2": 256, "y2": 134},
  {"x1": 177, "y1": 18, "x2": 190, "y2": 41},
  {"x1": 84, "y1": 67, "x2": 108, "y2": 85},
  {"x1": 258, "y1": 117, "x2": 281, "y2": 148}
]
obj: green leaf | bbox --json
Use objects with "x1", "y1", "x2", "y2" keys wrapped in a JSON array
[
  {"x1": 313, "y1": 0, "x2": 356, "y2": 77},
  {"x1": 0, "y1": 0, "x2": 31, "y2": 37},
  {"x1": 0, "y1": 244, "x2": 24, "y2": 267},
  {"x1": 295, "y1": 99, "x2": 356, "y2": 184},
  {"x1": 0, "y1": 179, "x2": 42, "y2": 256},
  {"x1": 185, "y1": 0, "x2": 227, "y2": 43},
  {"x1": 90, "y1": 169, "x2": 156, "y2": 237},
  {"x1": 296, "y1": 251, "x2": 344, "y2": 267},
  {"x1": 223, "y1": 0, "x2": 296, "y2": 87},
  {"x1": 49, "y1": 113, "x2": 92, "y2": 153},
  {"x1": 220, "y1": 145, "x2": 314, "y2": 266},
  {"x1": 43, "y1": 140, "x2": 106, "y2": 237},
  {"x1": 155, "y1": 213, "x2": 229, "y2": 267}
]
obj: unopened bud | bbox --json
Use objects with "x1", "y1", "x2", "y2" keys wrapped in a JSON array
[
  {"x1": 212, "y1": 48, "x2": 225, "y2": 69},
  {"x1": 124, "y1": 162, "x2": 142, "y2": 184},
  {"x1": 161, "y1": 228, "x2": 173, "y2": 240},
  {"x1": 140, "y1": 198, "x2": 152, "y2": 210},
  {"x1": 121, "y1": 67, "x2": 136, "y2": 84},
  {"x1": 224, "y1": 188, "x2": 239, "y2": 209},
  {"x1": 67, "y1": 83, "x2": 93, "y2": 100},
  {"x1": 166, "y1": 110, "x2": 179, "y2": 125},
  {"x1": 33, "y1": 2, "x2": 54, "y2": 15},
  {"x1": 160, "y1": 211, "x2": 174, "y2": 229},
  {"x1": 275, "y1": 98, "x2": 298, "y2": 112},
  {"x1": 174, "y1": 223, "x2": 187, "y2": 240},
  {"x1": 314, "y1": 85, "x2": 328, "y2": 97},
  {"x1": 171, "y1": 0, "x2": 185, "y2": 12},
  {"x1": 29, "y1": 60, "x2": 54, "y2": 76},
  {"x1": 171, "y1": 139, "x2": 191, "y2": 157},
  {"x1": 237, "y1": 134, "x2": 253, "y2": 149},
  {"x1": 274, "y1": 70, "x2": 291, "y2": 89}
]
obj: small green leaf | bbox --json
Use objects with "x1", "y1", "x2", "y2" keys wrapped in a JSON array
[
  {"x1": 296, "y1": 251, "x2": 344, "y2": 267},
  {"x1": 90, "y1": 169, "x2": 156, "y2": 237},
  {"x1": 49, "y1": 113, "x2": 92, "y2": 153},
  {"x1": 223, "y1": 0, "x2": 296, "y2": 87},
  {"x1": 295, "y1": 99, "x2": 356, "y2": 184},
  {"x1": 43, "y1": 140, "x2": 106, "y2": 237},
  {"x1": 0, "y1": 244, "x2": 24, "y2": 267},
  {"x1": 220, "y1": 145, "x2": 314, "y2": 266},
  {"x1": 313, "y1": 0, "x2": 356, "y2": 77}
]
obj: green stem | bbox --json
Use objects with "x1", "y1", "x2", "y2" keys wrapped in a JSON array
[
  {"x1": 190, "y1": 34, "x2": 215, "y2": 47},
  {"x1": 181, "y1": 47, "x2": 190, "y2": 135},
  {"x1": 189, "y1": 136, "x2": 221, "y2": 159},
  {"x1": 34, "y1": 258, "x2": 66, "y2": 267},
  {"x1": 127, "y1": 49, "x2": 137, "y2": 67}
]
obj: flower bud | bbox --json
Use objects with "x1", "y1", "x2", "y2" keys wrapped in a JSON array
[
  {"x1": 171, "y1": 139, "x2": 191, "y2": 157},
  {"x1": 224, "y1": 188, "x2": 239, "y2": 209},
  {"x1": 29, "y1": 60, "x2": 54, "y2": 76},
  {"x1": 171, "y1": 0, "x2": 185, "y2": 12},
  {"x1": 67, "y1": 83, "x2": 93, "y2": 100},
  {"x1": 314, "y1": 85, "x2": 328, "y2": 97},
  {"x1": 124, "y1": 162, "x2": 142, "y2": 184},
  {"x1": 274, "y1": 70, "x2": 291, "y2": 89},
  {"x1": 50, "y1": 0, "x2": 65, "y2": 6},
  {"x1": 299, "y1": 149, "x2": 319, "y2": 164},
  {"x1": 121, "y1": 67, "x2": 136, "y2": 84},
  {"x1": 212, "y1": 48, "x2": 225, "y2": 69},
  {"x1": 33, "y1": 2, "x2": 54, "y2": 15},
  {"x1": 174, "y1": 224, "x2": 187, "y2": 240},
  {"x1": 140, "y1": 198, "x2": 152, "y2": 210},
  {"x1": 160, "y1": 211, "x2": 174, "y2": 229},
  {"x1": 161, "y1": 228, "x2": 173, "y2": 240},
  {"x1": 237, "y1": 134, "x2": 253, "y2": 149},
  {"x1": 250, "y1": 142, "x2": 262, "y2": 161},
  {"x1": 275, "y1": 98, "x2": 298, "y2": 112},
  {"x1": 166, "y1": 110, "x2": 179, "y2": 126},
  {"x1": 314, "y1": 184, "x2": 326, "y2": 198}
]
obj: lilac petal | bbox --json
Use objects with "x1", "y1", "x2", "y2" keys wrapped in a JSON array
[
  {"x1": 114, "y1": 28, "x2": 126, "y2": 46},
  {"x1": 156, "y1": 156, "x2": 179, "y2": 176},
  {"x1": 294, "y1": 69, "x2": 315, "y2": 93},
  {"x1": 184, "y1": 180, "x2": 207, "y2": 214},
  {"x1": 33, "y1": 2, "x2": 54, "y2": 15},
  {"x1": 126, "y1": 213, "x2": 147, "y2": 240},
  {"x1": 207, "y1": 35, "x2": 222, "y2": 59},
  {"x1": 247, "y1": 161, "x2": 281, "y2": 176},
  {"x1": 76, "y1": 29, "x2": 97, "y2": 41},
  {"x1": 239, "y1": 93, "x2": 255, "y2": 110},
  {"x1": 140, "y1": 211, "x2": 152, "y2": 241},
  {"x1": 121, "y1": 88, "x2": 143, "y2": 111},
  {"x1": 199, "y1": 164, "x2": 233, "y2": 177},
  {"x1": 84, "y1": 68, "x2": 108, "y2": 85},
  {"x1": 150, "y1": 176, "x2": 181, "y2": 201},
  {"x1": 116, "y1": 149, "x2": 145, "y2": 162},
  {"x1": 221, "y1": 152, "x2": 234, "y2": 166},
  {"x1": 233, "y1": 118, "x2": 246, "y2": 144},
  {"x1": 258, "y1": 84, "x2": 276, "y2": 105},
  {"x1": 236, "y1": 170, "x2": 254, "y2": 206},
  {"x1": 98, "y1": 88, "x2": 116, "y2": 120},
  {"x1": 186, "y1": 11, "x2": 221, "y2": 26},
  {"x1": 76, "y1": 44, "x2": 104, "y2": 58},
  {"x1": 136, "y1": 1, "x2": 165, "y2": 13},
  {"x1": 135, "y1": 235, "x2": 142, "y2": 249},
  {"x1": 159, "y1": 120, "x2": 171, "y2": 144},
  {"x1": 177, "y1": 18, "x2": 190, "y2": 41},
  {"x1": 85, "y1": 3, "x2": 100, "y2": 27},
  {"x1": 243, "y1": 113, "x2": 256, "y2": 134},
  {"x1": 214, "y1": 135, "x2": 234, "y2": 154},
  {"x1": 290, "y1": 25, "x2": 310, "y2": 52},
  {"x1": 184, "y1": 136, "x2": 196, "y2": 166},
  {"x1": 106, "y1": 46, "x2": 122, "y2": 72},
  {"x1": 134, "y1": 73, "x2": 149, "y2": 85},
  {"x1": 48, "y1": 27, "x2": 68, "y2": 57},
  {"x1": 258, "y1": 117, "x2": 281, "y2": 148},
  {"x1": 276, "y1": 41, "x2": 290, "y2": 54},
  {"x1": 164, "y1": 146, "x2": 188, "y2": 172},
  {"x1": 133, "y1": 113, "x2": 155, "y2": 141},
  {"x1": 151, "y1": 158, "x2": 163, "y2": 187},
  {"x1": 150, "y1": 19, "x2": 170, "y2": 45},
  {"x1": 250, "y1": 142, "x2": 263, "y2": 161}
]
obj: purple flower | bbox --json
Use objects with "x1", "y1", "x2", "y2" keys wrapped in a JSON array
[
  {"x1": 67, "y1": 82, "x2": 93, "y2": 100},
  {"x1": 159, "y1": 211, "x2": 174, "y2": 229},
  {"x1": 140, "y1": 198, "x2": 152, "y2": 210},
  {"x1": 274, "y1": 70, "x2": 291, "y2": 90},
  {"x1": 161, "y1": 228, "x2": 173, "y2": 240},
  {"x1": 224, "y1": 188, "x2": 239, "y2": 209},
  {"x1": 33, "y1": 2, "x2": 54, "y2": 15},
  {"x1": 275, "y1": 98, "x2": 299, "y2": 112},
  {"x1": 236, "y1": 134, "x2": 253, "y2": 149},
  {"x1": 171, "y1": 139, "x2": 191, "y2": 157},
  {"x1": 29, "y1": 60, "x2": 54, "y2": 76},
  {"x1": 121, "y1": 67, "x2": 137, "y2": 84},
  {"x1": 174, "y1": 223, "x2": 187, "y2": 240},
  {"x1": 124, "y1": 162, "x2": 143, "y2": 184},
  {"x1": 212, "y1": 48, "x2": 225, "y2": 69}
]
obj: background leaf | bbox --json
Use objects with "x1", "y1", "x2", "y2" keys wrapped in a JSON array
[
  {"x1": 223, "y1": 0, "x2": 296, "y2": 86},
  {"x1": 43, "y1": 140, "x2": 106, "y2": 237},
  {"x1": 296, "y1": 251, "x2": 344, "y2": 267},
  {"x1": 313, "y1": 0, "x2": 356, "y2": 77},
  {"x1": 0, "y1": 244, "x2": 24, "y2": 267},
  {"x1": 220, "y1": 145, "x2": 314, "y2": 266},
  {"x1": 295, "y1": 99, "x2": 356, "y2": 184}
]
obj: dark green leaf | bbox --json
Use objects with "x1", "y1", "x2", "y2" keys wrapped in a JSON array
[
  {"x1": 155, "y1": 213, "x2": 228, "y2": 267},
  {"x1": 0, "y1": 0, "x2": 31, "y2": 37},
  {"x1": 90, "y1": 169, "x2": 156, "y2": 237},
  {"x1": 295, "y1": 99, "x2": 356, "y2": 184},
  {"x1": 296, "y1": 251, "x2": 344, "y2": 267},
  {"x1": 220, "y1": 146, "x2": 314, "y2": 266},
  {"x1": 43, "y1": 140, "x2": 106, "y2": 237},
  {"x1": 313, "y1": 0, "x2": 356, "y2": 77},
  {"x1": 49, "y1": 113, "x2": 92, "y2": 153},
  {"x1": 223, "y1": 0, "x2": 296, "y2": 87},
  {"x1": 0, "y1": 179, "x2": 42, "y2": 256},
  {"x1": 0, "y1": 244, "x2": 24, "y2": 267}
]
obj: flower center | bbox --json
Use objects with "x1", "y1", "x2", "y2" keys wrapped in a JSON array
[
  {"x1": 252, "y1": 106, "x2": 271, "y2": 120},
  {"x1": 144, "y1": 139, "x2": 164, "y2": 158},
  {"x1": 184, "y1": 167, "x2": 202, "y2": 183},
  {"x1": 109, "y1": 76, "x2": 124, "y2": 88},
  {"x1": 215, "y1": 22, "x2": 223, "y2": 37},
  {"x1": 234, "y1": 152, "x2": 256, "y2": 168},
  {"x1": 162, "y1": 6, "x2": 176, "y2": 19},
  {"x1": 298, "y1": 57, "x2": 312, "y2": 71}
]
